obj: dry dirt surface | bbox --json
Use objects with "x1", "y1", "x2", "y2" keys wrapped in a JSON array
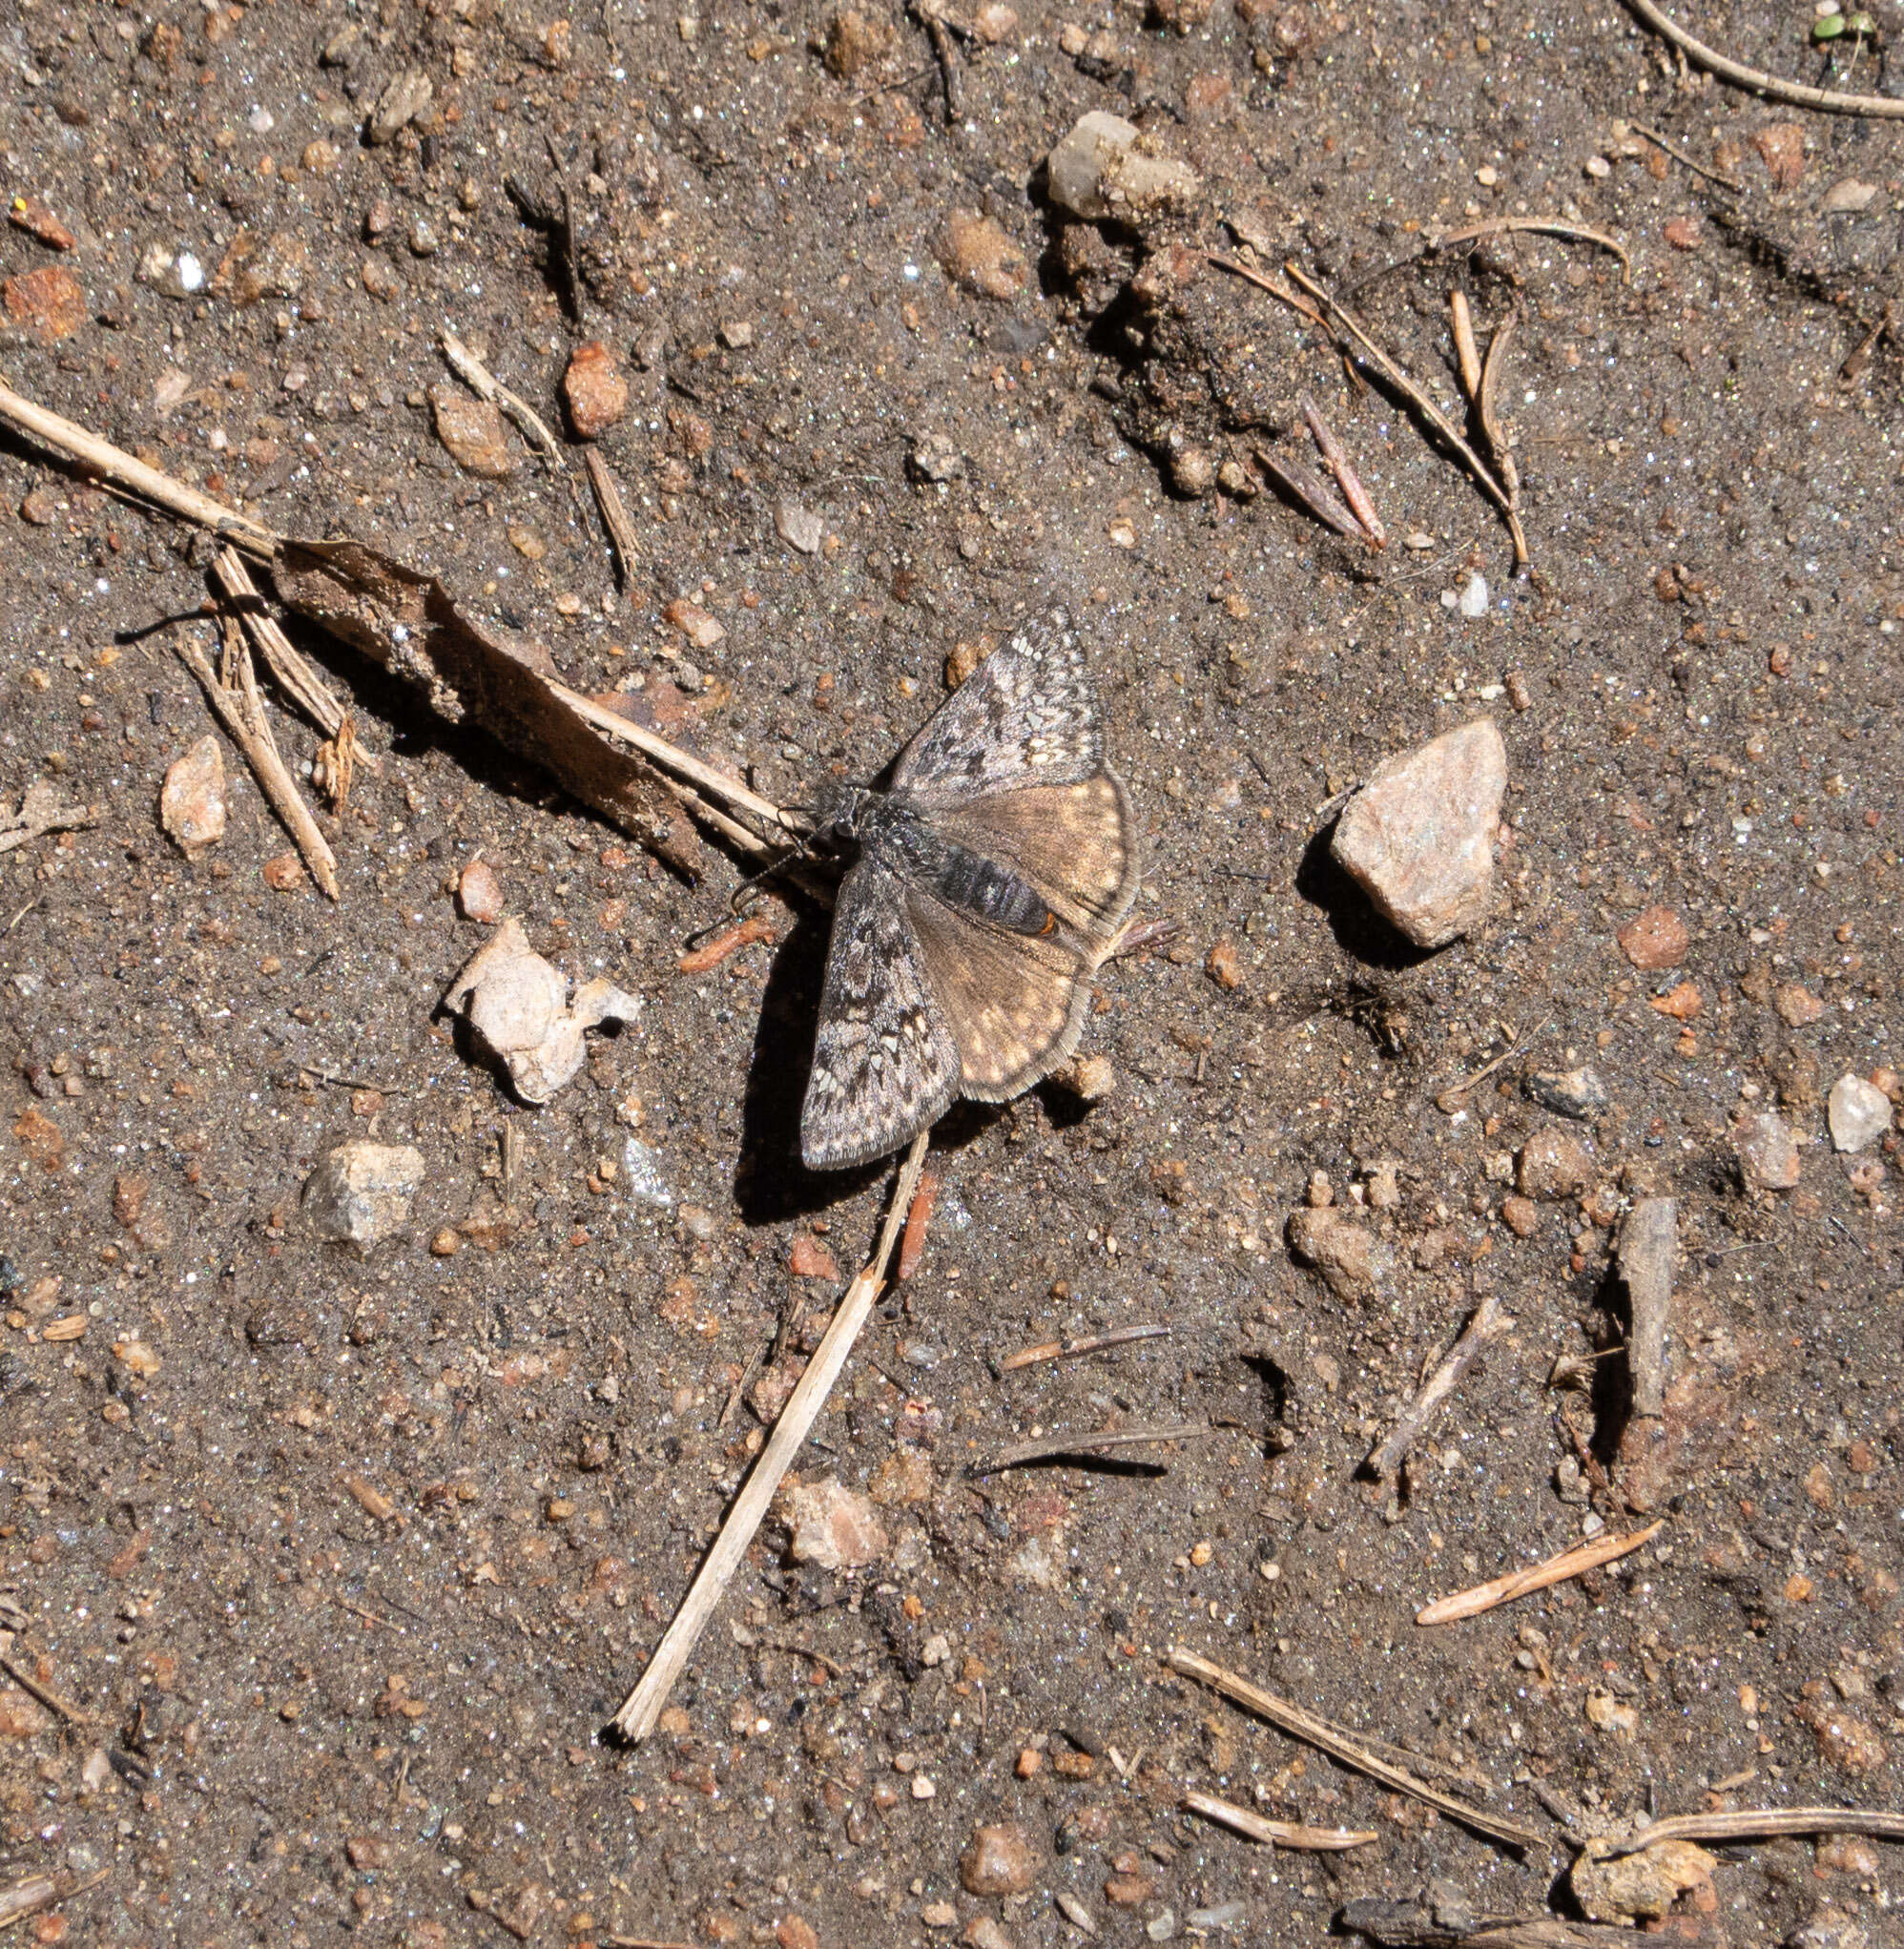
[{"x1": 2, "y1": 0, "x2": 1902, "y2": 1943}]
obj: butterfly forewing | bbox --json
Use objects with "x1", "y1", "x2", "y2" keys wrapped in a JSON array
[
  {"x1": 800, "y1": 857, "x2": 962, "y2": 1171},
  {"x1": 892, "y1": 612, "x2": 1104, "y2": 800}
]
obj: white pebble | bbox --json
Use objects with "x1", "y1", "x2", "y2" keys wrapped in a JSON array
[{"x1": 1458, "y1": 572, "x2": 1489, "y2": 618}]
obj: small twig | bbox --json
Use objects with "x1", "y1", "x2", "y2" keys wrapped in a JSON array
[
  {"x1": 1165, "y1": 1648, "x2": 1542, "y2": 1850},
  {"x1": 1840, "y1": 300, "x2": 1894, "y2": 385},
  {"x1": 966, "y1": 1420, "x2": 1212, "y2": 1478},
  {"x1": 1282, "y1": 262, "x2": 1528, "y2": 568},
  {"x1": 0, "y1": 1651, "x2": 93, "y2": 1727},
  {"x1": 1183, "y1": 1790, "x2": 1378, "y2": 1851},
  {"x1": 1416, "y1": 1520, "x2": 1665, "y2": 1626},
  {"x1": 913, "y1": 3, "x2": 963, "y2": 121},
  {"x1": 1434, "y1": 1014, "x2": 1553, "y2": 1113},
  {"x1": 303, "y1": 1064, "x2": 407, "y2": 1094},
  {"x1": 551, "y1": 683, "x2": 801, "y2": 845},
  {"x1": 1204, "y1": 251, "x2": 1326, "y2": 326},
  {"x1": 439, "y1": 331, "x2": 565, "y2": 467},
  {"x1": 1619, "y1": 0, "x2": 1904, "y2": 117},
  {"x1": 1476, "y1": 313, "x2": 1521, "y2": 503},
  {"x1": 756, "y1": 1640, "x2": 848, "y2": 1678},
  {"x1": 179, "y1": 628, "x2": 341, "y2": 902},
  {"x1": 602, "y1": 1939, "x2": 693, "y2": 1949},
  {"x1": 584, "y1": 448, "x2": 640, "y2": 587},
  {"x1": 1253, "y1": 447, "x2": 1362, "y2": 537},
  {"x1": 610, "y1": 1133, "x2": 930, "y2": 1742},
  {"x1": 1626, "y1": 117, "x2": 1743, "y2": 190},
  {"x1": 1341, "y1": 1900, "x2": 1634, "y2": 1947},
  {"x1": 210, "y1": 549, "x2": 381, "y2": 772},
  {"x1": 0, "y1": 1868, "x2": 109, "y2": 1933},
  {"x1": 1430, "y1": 219, "x2": 1633, "y2": 284},
  {"x1": 1449, "y1": 291, "x2": 1484, "y2": 402},
  {"x1": 998, "y1": 1323, "x2": 1171, "y2": 1373},
  {"x1": 1362, "y1": 1294, "x2": 1510, "y2": 1481},
  {"x1": 0, "y1": 377, "x2": 279, "y2": 556},
  {"x1": 1601, "y1": 1806, "x2": 1904, "y2": 1858},
  {"x1": 1299, "y1": 394, "x2": 1386, "y2": 548},
  {"x1": 0, "y1": 780, "x2": 94, "y2": 855},
  {"x1": 1617, "y1": 1199, "x2": 1677, "y2": 1424},
  {"x1": 896, "y1": 1170, "x2": 939, "y2": 1281}
]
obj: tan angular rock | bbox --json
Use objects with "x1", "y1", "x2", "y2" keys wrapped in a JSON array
[
  {"x1": 1046, "y1": 111, "x2": 1202, "y2": 222},
  {"x1": 1571, "y1": 1836, "x2": 1715, "y2": 1922},
  {"x1": 934, "y1": 211, "x2": 1026, "y2": 301},
  {"x1": 783, "y1": 1477, "x2": 886, "y2": 1570},
  {"x1": 1285, "y1": 1206, "x2": 1379, "y2": 1297},
  {"x1": 443, "y1": 917, "x2": 642, "y2": 1105},
  {"x1": 1617, "y1": 905, "x2": 1688, "y2": 970},
  {"x1": 1330, "y1": 718, "x2": 1507, "y2": 947},
  {"x1": 429, "y1": 385, "x2": 515, "y2": 478},
  {"x1": 302, "y1": 1142, "x2": 426, "y2": 1253},
  {"x1": 960, "y1": 1822, "x2": 1040, "y2": 1896},
  {"x1": 1735, "y1": 1109, "x2": 1801, "y2": 1191},
  {"x1": 160, "y1": 736, "x2": 227, "y2": 855},
  {"x1": 1519, "y1": 1127, "x2": 1593, "y2": 1200}
]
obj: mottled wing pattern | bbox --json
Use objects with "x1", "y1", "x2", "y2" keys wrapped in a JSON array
[
  {"x1": 892, "y1": 610, "x2": 1104, "y2": 801},
  {"x1": 925, "y1": 773, "x2": 1141, "y2": 949},
  {"x1": 902, "y1": 888, "x2": 1095, "y2": 1099},
  {"x1": 800, "y1": 857, "x2": 962, "y2": 1171}
]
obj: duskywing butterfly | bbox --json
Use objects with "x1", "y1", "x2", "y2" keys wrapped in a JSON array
[{"x1": 800, "y1": 611, "x2": 1141, "y2": 1171}]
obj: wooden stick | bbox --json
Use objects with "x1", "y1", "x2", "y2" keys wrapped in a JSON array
[
  {"x1": 1431, "y1": 219, "x2": 1633, "y2": 284},
  {"x1": 439, "y1": 331, "x2": 565, "y2": 464},
  {"x1": 1601, "y1": 1805, "x2": 1904, "y2": 1856},
  {"x1": 1449, "y1": 292, "x2": 1483, "y2": 402},
  {"x1": 610, "y1": 1133, "x2": 930, "y2": 1742},
  {"x1": 0, "y1": 377, "x2": 279, "y2": 555},
  {"x1": 210, "y1": 549, "x2": 381, "y2": 772},
  {"x1": 1203, "y1": 251, "x2": 1327, "y2": 326},
  {"x1": 1299, "y1": 394, "x2": 1387, "y2": 548},
  {"x1": 1253, "y1": 448, "x2": 1363, "y2": 537},
  {"x1": 1282, "y1": 262, "x2": 1529, "y2": 568},
  {"x1": 1362, "y1": 1294, "x2": 1509, "y2": 1481},
  {"x1": 997, "y1": 1323, "x2": 1170, "y2": 1373},
  {"x1": 1341, "y1": 1898, "x2": 1636, "y2": 1946},
  {"x1": 1626, "y1": 117, "x2": 1743, "y2": 191},
  {"x1": 1416, "y1": 1520, "x2": 1664, "y2": 1626},
  {"x1": 1476, "y1": 314, "x2": 1521, "y2": 503},
  {"x1": 966, "y1": 1420, "x2": 1212, "y2": 1478},
  {"x1": 584, "y1": 448, "x2": 641, "y2": 587},
  {"x1": 1183, "y1": 1789, "x2": 1377, "y2": 1851},
  {"x1": 0, "y1": 1651, "x2": 93, "y2": 1728},
  {"x1": 178, "y1": 631, "x2": 341, "y2": 902},
  {"x1": 1164, "y1": 1648, "x2": 1542, "y2": 1850},
  {"x1": 550, "y1": 683, "x2": 801, "y2": 841},
  {"x1": 1617, "y1": 1200, "x2": 1677, "y2": 1422},
  {"x1": 1619, "y1": 0, "x2": 1904, "y2": 117}
]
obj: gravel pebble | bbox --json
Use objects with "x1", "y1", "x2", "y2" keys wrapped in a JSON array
[
  {"x1": 960, "y1": 1821, "x2": 1040, "y2": 1896},
  {"x1": 1828, "y1": 1074, "x2": 1891, "y2": 1152},
  {"x1": 159, "y1": 736, "x2": 227, "y2": 856},
  {"x1": 301, "y1": 1142, "x2": 426, "y2": 1253},
  {"x1": 1617, "y1": 906, "x2": 1688, "y2": 970},
  {"x1": 430, "y1": 387, "x2": 515, "y2": 477},
  {"x1": 563, "y1": 341, "x2": 629, "y2": 440},
  {"x1": 1735, "y1": 1110, "x2": 1801, "y2": 1191},
  {"x1": 1518, "y1": 1127, "x2": 1593, "y2": 1200}
]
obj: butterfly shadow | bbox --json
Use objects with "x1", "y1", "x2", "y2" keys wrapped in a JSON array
[{"x1": 1293, "y1": 821, "x2": 1441, "y2": 972}]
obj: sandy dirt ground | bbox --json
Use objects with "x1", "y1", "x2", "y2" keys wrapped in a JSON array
[{"x1": 1, "y1": 0, "x2": 1901, "y2": 1943}]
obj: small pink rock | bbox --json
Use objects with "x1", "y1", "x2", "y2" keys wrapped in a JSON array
[
  {"x1": 960, "y1": 1822, "x2": 1040, "y2": 1896},
  {"x1": 1331, "y1": 717, "x2": 1507, "y2": 947},
  {"x1": 2, "y1": 264, "x2": 87, "y2": 344},
  {"x1": 562, "y1": 341, "x2": 629, "y2": 440},
  {"x1": 1735, "y1": 1110, "x2": 1800, "y2": 1192},
  {"x1": 159, "y1": 735, "x2": 227, "y2": 855},
  {"x1": 788, "y1": 1234, "x2": 840, "y2": 1281},
  {"x1": 458, "y1": 859, "x2": 503, "y2": 923},
  {"x1": 429, "y1": 385, "x2": 514, "y2": 478},
  {"x1": 1519, "y1": 1127, "x2": 1594, "y2": 1200},
  {"x1": 663, "y1": 598, "x2": 726, "y2": 650},
  {"x1": 1618, "y1": 906, "x2": 1688, "y2": 970},
  {"x1": 934, "y1": 210, "x2": 1027, "y2": 301},
  {"x1": 784, "y1": 1477, "x2": 886, "y2": 1570},
  {"x1": 1774, "y1": 983, "x2": 1825, "y2": 1027}
]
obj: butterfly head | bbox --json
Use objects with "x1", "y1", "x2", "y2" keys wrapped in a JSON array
[{"x1": 809, "y1": 781, "x2": 882, "y2": 846}]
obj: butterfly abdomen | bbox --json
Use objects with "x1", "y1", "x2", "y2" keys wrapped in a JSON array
[{"x1": 862, "y1": 800, "x2": 1051, "y2": 936}]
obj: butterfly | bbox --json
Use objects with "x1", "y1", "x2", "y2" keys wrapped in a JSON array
[{"x1": 800, "y1": 611, "x2": 1141, "y2": 1171}]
